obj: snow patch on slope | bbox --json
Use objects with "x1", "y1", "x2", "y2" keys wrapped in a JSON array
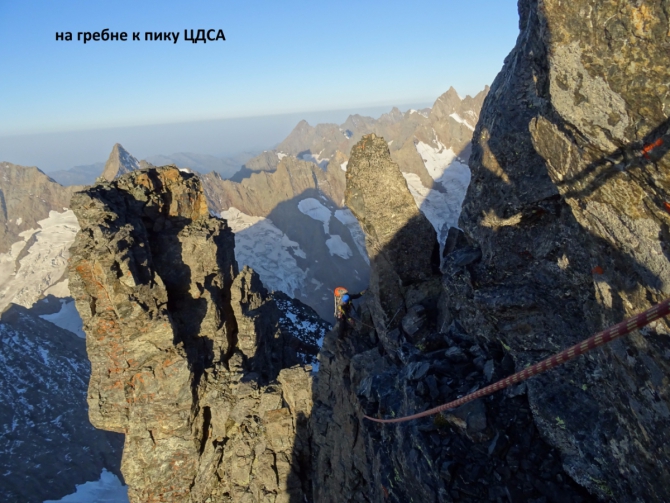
[
  {"x1": 221, "y1": 208, "x2": 306, "y2": 297},
  {"x1": 298, "y1": 150, "x2": 330, "y2": 169},
  {"x1": 298, "y1": 198, "x2": 331, "y2": 234},
  {"x1": 449, "y1": 112, "x2": 475, "y2": 131},
  {"x1": 40, "y1": 300, "x2": 85, "y2": 338},
  {"x1": 325, "y1": 235, "x2": 352, "y2": 259},
  {"x1": 43, "y1": 469, "x2": 129, "y2": 503},
  {"x1": 0, "y1": 210, "x2": 79, "y2": 312},
  {"x1": 275, "y1": 297, "x2": 330, "y2": 371},
  {"x1": 334, "y1": 209, "x2": 369, "y2": 265},
  {"x1": 405, "y1": 141, "x2": 471, "y2": 254},
  {"x1": 415, "y1": 141, "x2": 470, "y2": 189}
]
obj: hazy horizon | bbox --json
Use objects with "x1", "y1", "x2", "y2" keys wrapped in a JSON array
[{"x1": 0, "y1": 99, "x2": 441, "y2": 172}]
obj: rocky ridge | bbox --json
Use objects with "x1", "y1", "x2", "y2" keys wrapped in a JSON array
[
  {"x1": 312, "y1": 1, "x2": 670, "y2": 502},
  {"x1": 68, "y1": 166, "x2": 329, "y2": 502},
  {"x1": 311, "y1": 135, "x2": 592, "y2": 502},
  {"x1": 201, "y1": 88, "x2": 485, "y2": 321},
  {"x1": 272, "y1": 86, "x2": 486, "y2": 189},
  {"x1": 52, "y1": 2, "x2": 670, "y2": 502},
  {"x1": 455, "y1": 1, "x2": 670, "y2": 500}
]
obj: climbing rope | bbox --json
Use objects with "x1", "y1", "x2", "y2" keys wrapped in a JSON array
[{"x1": 365, "y1": 298, "x2": 670, "y2": 424}]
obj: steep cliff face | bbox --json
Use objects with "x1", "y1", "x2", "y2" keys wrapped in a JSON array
[
  {"x1": 345, "y1": 134, "x2": 439, "y2": 345},
  {"x1": 311, "y1": 135, "x2": 591, "y2": 502},
  {"x1": 453, "y1": 1, "x2": 670, "y2": 500},
  {"x1": 68, "y1": 166, "x2": 328, "y2": 502}
]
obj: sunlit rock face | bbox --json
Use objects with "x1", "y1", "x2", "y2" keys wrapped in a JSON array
[{"x1": 69, "y1": 166, "x2": 327, "y2": 502}]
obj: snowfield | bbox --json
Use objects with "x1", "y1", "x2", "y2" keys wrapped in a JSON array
[
  {"x1": 334, "y1": 209, "x2": 369, "y2": 265},
  {"x1": 0, "y1": 210, "x2": 79, "y2": 312},
  {"x1": 325, "y1": 235, "x2": 352, "y2": 259},
  {"x1": 43, "y1": 469, "x2": 128, "y2": 503},
  {"x1": 221, "y1": 207, "x2": 307, "y2": 297},
  {"x1": 406, "y1": 141, "x2": 472, "y2": 255},
  {"x1": 40, "y1": 299, "x2": 86, "y2": 338},
  {"x1": 298, "y1": 198, "x2": 332, "y2": 234}
]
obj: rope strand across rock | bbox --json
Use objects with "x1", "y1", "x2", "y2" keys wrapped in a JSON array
[{"x1": 365, "y1": 298, "x2": 670, "y2": 424}]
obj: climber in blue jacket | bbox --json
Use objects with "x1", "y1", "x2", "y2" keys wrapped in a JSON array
[{"x1": 334, "y1": 287, "x2": 366, "y2": 334}]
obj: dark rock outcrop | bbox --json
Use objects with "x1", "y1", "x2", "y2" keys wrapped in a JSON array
[
  {"x1": 450, "y1": 1, "x2": 670, "y2": 500},
  {"x1": 68, "y1": 166, "x2": 328, "y2": 502},
  {"x1": 311, "y1": 4, "x2": 670, "y2": 499},
  {"x1": 311, "y1": 136, "x2": 590, "y2": 503}
]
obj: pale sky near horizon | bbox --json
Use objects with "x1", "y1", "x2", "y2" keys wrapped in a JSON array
[{"x1": 0, "y1": 0, "x2": 519, "y2": 169}]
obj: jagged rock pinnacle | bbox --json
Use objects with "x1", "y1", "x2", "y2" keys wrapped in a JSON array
[
  {"x1": 68, "y1": 166, "x2": 321, "y2": 502},
  {"x1": 100, "y1": 143, "x2": 141, "y2": 181},
  {"x1": 345, "y1": 133, "x2": 438, "y2": 335}
]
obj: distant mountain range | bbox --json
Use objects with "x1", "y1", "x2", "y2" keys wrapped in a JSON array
[
  {"x1": 0, "y1": 85, "x2": 485, "y2": 499},
  {"x1": 1, "y1": 85, "x2": 487, "y2": 322},
  {"x1": 200, "y1": 86, "x2": 488, "y2": 319},
  {"x1": 48, "y1": 150, "x2": 260, "y2": 186}
]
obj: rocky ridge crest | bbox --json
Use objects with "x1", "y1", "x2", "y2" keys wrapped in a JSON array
[
  {"x1": 0, "y1": 162, "x2": 78, "y2": 254},
  {"x1": 68, "y1": 166, "x2": 328, "y2": 502}
]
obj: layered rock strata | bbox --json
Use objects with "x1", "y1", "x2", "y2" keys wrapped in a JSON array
[{"x1": 69, "y1": 166, "x2": 326, "y2": 502}]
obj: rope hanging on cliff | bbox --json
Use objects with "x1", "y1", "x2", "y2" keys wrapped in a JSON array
[{"x1": 364, "y1": 297, "x2": 670, "y2": 424}]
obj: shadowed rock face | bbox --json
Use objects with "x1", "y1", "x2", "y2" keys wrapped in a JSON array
[
  {"x1": 456, "y1": 0, "x2": 670, "y2": 500},
  {"x1": 345, "y1": 134, "x2": 439, "y2": 340},
  {"x1": 311, "y1": 3, "x2": 670, "y2": 502},
  {"x1": 68, "y1": 166, "x2": 326, "y2": 502},
  {"x1": 311, "y1": 135, "x2": 590, "y2": 503}
]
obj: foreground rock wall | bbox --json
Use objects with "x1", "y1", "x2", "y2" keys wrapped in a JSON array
[
  {"x1": 69, "y1": 167, "x2": 325, "y2": 502},
  {"x1": 456, "y1": 0, "x2": 670, "y2": 500},
  {"x1": 311, "y1": 136, "x2": 592, "y2": 502}
]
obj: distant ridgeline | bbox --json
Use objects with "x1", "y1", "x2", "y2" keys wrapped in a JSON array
[
  {"x1": 0, "y1": 84, "x2": 486, "y2": 501},
  {"x1": 5, "y1": 3, "x2": 670, "y2": 498}
]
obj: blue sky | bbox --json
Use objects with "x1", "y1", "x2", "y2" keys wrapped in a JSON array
[{"x1": 0, "y1": 0, "x2": 519, "y2": 168}]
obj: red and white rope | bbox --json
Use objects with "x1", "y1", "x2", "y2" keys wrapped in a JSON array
[{"x1": 365, "y1": 298, "x2": 670, "y2": 424}]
